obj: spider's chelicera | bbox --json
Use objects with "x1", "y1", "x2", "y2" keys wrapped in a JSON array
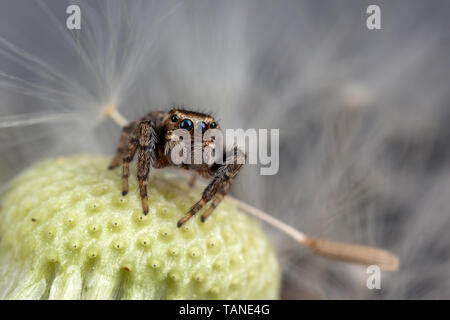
[{"x1": 109, "y1": 109, "x2": 246, "y2": 227}]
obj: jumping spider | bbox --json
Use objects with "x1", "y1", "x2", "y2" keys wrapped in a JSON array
[{"x1": 109, "y1": 109, "x2": 245, "y2": 227}]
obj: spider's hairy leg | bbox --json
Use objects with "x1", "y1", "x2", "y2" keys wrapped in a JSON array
[
  {"x1": 121, "y1": 123, "x2": 141, "y2": 196},
  {"x1": 108, "y1": 121, "x2": 137, "y2": 169},
  {"x1": 137, "y1": 120, "x2": 157, "y2": 215},
  {"x1": 200, "y1": 166, "x2": 234, "y2": 223},
  {"x1": 177, "y1": 146, "x2": 245, "y2": 227},
  {"x1": 200, "y1": 192, "x2": 226, "y2": 222}
]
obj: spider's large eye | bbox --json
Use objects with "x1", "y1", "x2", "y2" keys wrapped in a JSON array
[
  {"x1": 210, "y1": 122, "x2": 217, "y2": 129},
  {"x1": 180, "y1": 119, "x2": 193, "y2": 131},
  {"x1": 171, "y1": 115, "x2": 178, "y2": 122},
  {"x1": 195, "y1": 121, "x2": 207, "y2": 134}
]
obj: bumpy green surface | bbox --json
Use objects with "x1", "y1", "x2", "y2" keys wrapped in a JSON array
[{"x1": 0, "y1": 155, "x2": 280, "y2": 299}]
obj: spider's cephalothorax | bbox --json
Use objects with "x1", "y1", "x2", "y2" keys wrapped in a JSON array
[{"x1": 108, "y1": 109, "x2": 245, "y2": 227}]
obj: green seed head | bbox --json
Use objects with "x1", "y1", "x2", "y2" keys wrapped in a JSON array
[{"x1": 0, "y1": 154, "x2": 280, "y2": 299}]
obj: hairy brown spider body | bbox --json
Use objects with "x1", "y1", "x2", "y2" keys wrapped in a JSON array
[{"x1": 109, "y1": 109, "x2": 245, "y2": 227}]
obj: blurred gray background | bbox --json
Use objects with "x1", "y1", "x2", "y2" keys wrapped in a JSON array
[{"x1": 1, "y1": 0, "x2": 450, "y2": 298}]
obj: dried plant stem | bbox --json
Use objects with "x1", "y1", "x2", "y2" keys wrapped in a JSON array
[
  {"x1": 223, "y1": 196, "x2": 399, "y2": 271},
  {"x1": 104, "y1": 106, "x2": 400, "y2": 271},
  {"x1": 224, "y1": 196, "x2": 307, "y2": 243},
  {"x1": 102, "y1": 102, "x2": 129, "y2": 127}
]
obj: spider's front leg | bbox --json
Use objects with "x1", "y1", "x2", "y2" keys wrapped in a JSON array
[
  {"x1": 115, "y1": 119, "x2": 157, "y2": 214},
  {"x1": 177, "y1": 146, "x2": 246, "y2": 227},
  {"x1": 136, "y1": 120, "x2": 158, "y2": 214}
]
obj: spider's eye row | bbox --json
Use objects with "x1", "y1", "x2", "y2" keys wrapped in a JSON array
[
  {"x1": 195, "y1": 121, "x2": 207, "y2": 134},
  {"x1": 180, "y1": 119, "x2": 193, "y2": 131},
  {"x1": 171, "y1": 115, "x2": 178, "y2": 122},
  {"x1": 210, "y1": 122, "x2": 217, "y2": 129}
]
